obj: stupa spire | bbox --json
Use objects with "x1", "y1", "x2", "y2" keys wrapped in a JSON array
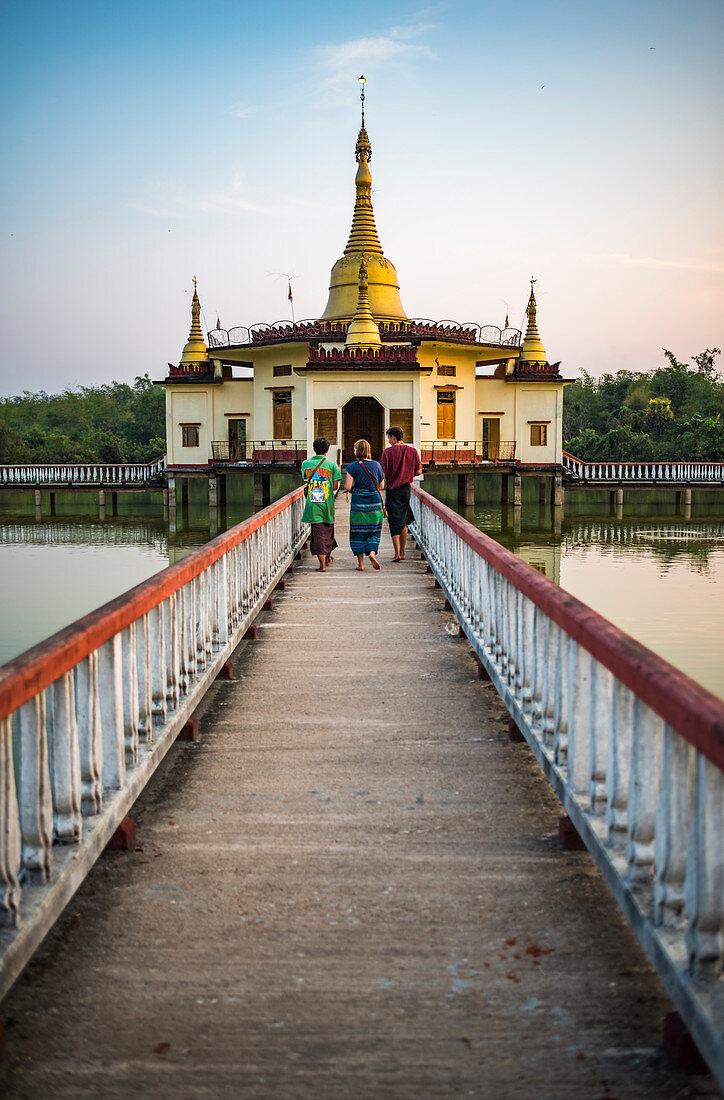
[
  {"x1": 318, "y1": 79, "x2": 408, "y2": 322},
  {"x1": 345, "y1": 259, "x2": 382, "y2": 349},
  {"x1": 180, "y1": 278, "x2": 208, "y2": 366},
  {"x1": 519, "y1": 278, "x2": 548, "y2": 363},
  {"x1": 344, "y1": 75, "x2": 382, "y2": 255}
]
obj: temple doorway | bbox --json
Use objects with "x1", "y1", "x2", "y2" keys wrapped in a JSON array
[{"x1": 342, "y1": 397, "x2": 384, "y2": 463}]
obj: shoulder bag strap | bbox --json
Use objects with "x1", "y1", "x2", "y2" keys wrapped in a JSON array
[{"x1": 359, "y1": 459, "x2": 386, "y2": 515}]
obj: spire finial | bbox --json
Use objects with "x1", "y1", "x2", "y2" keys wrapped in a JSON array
[{"x1": 358, "y1": 74, "x2": 366, "y2": 128}]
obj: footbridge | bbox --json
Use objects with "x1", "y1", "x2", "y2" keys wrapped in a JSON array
[{"x1": 0, "y1": 489, "x2": 722, "y2": 1096}]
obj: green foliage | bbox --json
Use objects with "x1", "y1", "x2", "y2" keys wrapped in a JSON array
[
  {"x1": 0, "y1": 375, "x2": 165, "y2": 464},
  {"x1": 563, "y1": 349, "x2": 723, "y2": 461}
]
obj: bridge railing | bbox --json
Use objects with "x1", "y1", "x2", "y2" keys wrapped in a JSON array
[
  {"x1": 562, "y1": 451, "x2": 724, "y2": 483},
  {"x1": 411, "y1": 486, "x2": 724, "y2": 1088},
  {"x1": 0, "y1": 456, "x2": 166, "y2": 487},
  {"x1": 0, "y1": 487, "x2": 308, "y2": 999}
]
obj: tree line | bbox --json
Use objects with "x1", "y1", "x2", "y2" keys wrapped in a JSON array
[
  {"x1": 0, "y1": 350, "x2": 721, "y2": 466},
  {"x1": 0, "y1": 375, "x2": 166, "y2": 465},
  {"x1": 563, "y1": 349, "x2": 723, "y2": 461}
]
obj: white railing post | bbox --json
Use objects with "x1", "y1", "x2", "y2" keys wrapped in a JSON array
[
  {"x1": 685, "y1": 755, "x2": 724, "y2": 980},
  {"x1": 121, "y1": 624, "x2": 140, "y2": 765},
  {"x1": 654, "y1": 725, "x2": 691, "y2": 926},
  {"x1": 97, "y1": 637, "x2": 125, "y2": 790},
  {"x1": 0, "y1": 717, "x2": 22, "y2": 926},
  {"x1": 17, "y1": 696, "x2": 53, "y2": 881},
  {"x1": 74, "y1": 654, "x2": 103, "y2": 814},
  {"x1": 50, "y1": 672, "x2": 82, "y2": 842}
]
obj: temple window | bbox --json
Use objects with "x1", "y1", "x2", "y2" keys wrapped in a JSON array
[
  {"x1": 314, "y1": 409, "x2": 338, "y2": 443},
  {"x1": 390, "y1": 408, "x2": 414, "y2": 442},
  {"x1": 273, "y1": 364, "x2": 292, "y2": 377},
  {"x1": 181, "y1": 424, "x2": 200, "y2": 447},
  {"x1": 530, "y1": 423, "x2": 548, "y2": 446},
  {"x1": 437, "y1": 363, "x2": 456, "y2": 376}
]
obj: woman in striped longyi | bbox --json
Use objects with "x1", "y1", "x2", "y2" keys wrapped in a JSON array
[{"x1": 344, "y1": 438, "x2": 385, "y2": 571}]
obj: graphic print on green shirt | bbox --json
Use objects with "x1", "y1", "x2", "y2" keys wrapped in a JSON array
[{"x1": 301, "y1": 457, "x2": 341, "y2": 525}]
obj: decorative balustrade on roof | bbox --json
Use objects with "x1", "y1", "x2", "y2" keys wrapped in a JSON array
[
  {"x1": 207, "y1": 319, "x2": 522, "y2": 349},
  {"x1": 307, "y1": 345, "x2": 419, "y2": 365},
  {"x1": 510, "y1": 360, "x2": 563, "y2": 378},
  {"x1": 167, "y1": 362, "x2": 213, "y2": 377}
]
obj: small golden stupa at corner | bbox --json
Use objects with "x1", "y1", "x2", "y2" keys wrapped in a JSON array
[
  {"x1": 518, "y1": 278, "x2": 548, "y2": 364},
  {"x1": 179, "y1": 277, "x2": 208, "y2": 368}
]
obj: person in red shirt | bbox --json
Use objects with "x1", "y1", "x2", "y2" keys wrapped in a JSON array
[{"x1": 380, "y1": 426, "x2": 422, "y2": 562}]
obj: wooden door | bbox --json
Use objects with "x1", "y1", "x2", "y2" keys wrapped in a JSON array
[
  {"x1": 482, "y1": 417, "x2": 500, "y2": 460},
  {"x1": 273, "y1": 391, "x2": 292, "y2": 439},
  {"x1": 343, "y1": 397, "x2": 383, "y2": 462},
  {"x1": 228, "y1": 419, "x2": 246, "y2": 461},
  {"x1": 437, "y1": 392, "x2": 455, "y2": 439}
]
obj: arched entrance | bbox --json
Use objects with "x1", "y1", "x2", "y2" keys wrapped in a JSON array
[{"x1": 342, "y1": 397, "x2": 384, "y2": 463}]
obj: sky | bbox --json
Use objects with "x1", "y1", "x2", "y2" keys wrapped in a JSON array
[{"x1": 1, "y1": 0, "x2": 722, "y2": 396}]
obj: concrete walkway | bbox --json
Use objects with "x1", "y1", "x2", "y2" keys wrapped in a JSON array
[{"x1": 1, "y1": 499, "x2": 719, "y2": 1099}]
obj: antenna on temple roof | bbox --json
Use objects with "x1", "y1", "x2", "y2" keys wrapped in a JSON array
[{"x1": 358, "y1": 74, "x2": 366, "y2": 127}]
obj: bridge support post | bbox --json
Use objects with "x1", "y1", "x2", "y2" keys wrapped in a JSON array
[
  {"x1": 458, "y1": 473, "x2": 474, "y2": 507},
  {"x1": 500, "y1": 474, "x2": 508, "y2": 504},
  {"x1": 49, "y1": 491, "x2": 56, "y2": 517},
  {"x1": 34, "y1": 488, "x2": 42, "y2": 519},
  {"x1": 167, "y1": 477, "x2": 177, "y2": 534},
  {"x1": 254, "y1": 472, "x2": 271, "y2": 510},
  {"x1": 552, "y1": 474, "x2": 563, "y2": 508},
  {"x1": 111, "y1": 491, "x2": 118, "y2": 517},
  {"x1": 512, "y1": 473, "x2": 522, "y2": 507},
  {"x1": 615, "y1": 487, "x2": 624, "y2": 507},
  {"x1": 208, "y1": 475, "x2": 219, "y2": 538}
]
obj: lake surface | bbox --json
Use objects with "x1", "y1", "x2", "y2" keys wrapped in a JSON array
[{"x1": 1, "y1": 477, "x2": 723, "y2": 700}]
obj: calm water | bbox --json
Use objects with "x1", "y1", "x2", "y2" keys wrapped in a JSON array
[{"x1": 1, "y1": 476, "x2": 723, "y2": 700}]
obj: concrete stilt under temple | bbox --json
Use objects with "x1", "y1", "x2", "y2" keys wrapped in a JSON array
[{"x1": 1, "y1": 499, "x2": 715, "y2": 1099}]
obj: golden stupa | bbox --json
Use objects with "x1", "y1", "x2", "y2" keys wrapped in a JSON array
[
  {"x1": 518, "y1": 280, "x2": 548, "y2": 364},
  {"x1": 319, "y1": 76, "x2": 408, "y2": 323},
  {"x1": 179, "y1": 279, "x2": 208, "y2": 368}
]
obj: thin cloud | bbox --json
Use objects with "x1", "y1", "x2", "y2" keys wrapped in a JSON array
[
  {"x1": 226, "y1": 102, "x2": 260, "y2": 119},
  {"x1": 603, "y1": 253, "x2": 724, "y2": 274},
  {"x1": 316, "y1": 19, "x2": 434, "y2": 78},
  {"x1": 131, "y1": 175, "x2": 310, "y2": 219}
]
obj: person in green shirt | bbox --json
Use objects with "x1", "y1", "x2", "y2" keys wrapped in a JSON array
[{"x1": 301, "y1": 437, "x2": 342, "y2": 572}]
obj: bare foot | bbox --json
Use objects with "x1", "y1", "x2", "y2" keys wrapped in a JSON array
[
  {"x1": 356, "y1": 565, "x2": 365, "y2": 571},
  {"x1": 370, "y1": 555, "x2": 381, "y2": 570},
  {"x1": 325, "y1": 554, "x2": 334, "y2": 564},
  {"x1": 316, "y1": 566, "x2": 326, "y2": 572},
  {"x1": 391, "y1": 556, "x2": 402, "y2": 562}
]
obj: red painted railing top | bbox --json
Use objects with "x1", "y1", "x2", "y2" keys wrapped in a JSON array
[
  {"x1": 307, "y1": 345, "x2": 419, "y2": 364},
  {"x1": 207, "y1": 319, "x2": 522, "y2": 349},
  {"x1": 0, "y1": 487, "x2": 305, "y2": 721},
  {"x1": 412, "y1": 485, "x2": 724, "y2": 768}
]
